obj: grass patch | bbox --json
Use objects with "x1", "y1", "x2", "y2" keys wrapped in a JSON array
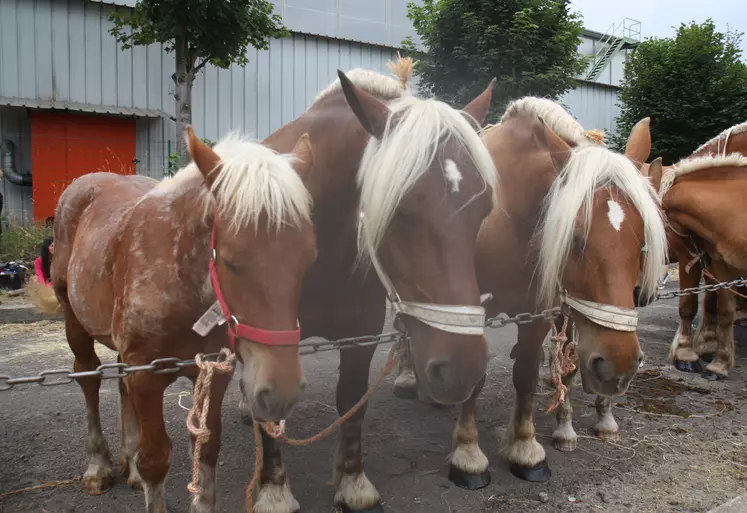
[{"x1": 0, "y1": 221, "x2": 52, "y2": 266}]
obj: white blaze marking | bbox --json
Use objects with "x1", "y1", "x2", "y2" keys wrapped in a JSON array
[
  {"x1": 444, "y1": 159, "x2": 462, "y2": 193},
  {"x1": 607, "y1": 200, "x2": 624, "y2": 231}
]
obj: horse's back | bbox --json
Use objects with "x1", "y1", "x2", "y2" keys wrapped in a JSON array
[{"x1": 53, "y1": 172, "x2": 158, "y2": 340}]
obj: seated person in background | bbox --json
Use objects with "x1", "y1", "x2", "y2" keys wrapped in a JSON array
[{"x1": 34, "y1": 237, "x2": 54, "y2": 286}]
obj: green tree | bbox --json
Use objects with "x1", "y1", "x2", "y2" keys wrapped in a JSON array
[
  {"x1": 612, "y1": 20, "x2": 747, "y2": 164},
  {"x1": 404, "y1": 0, "x2": 586, "y2": 120},
  {"x1": 109, "y1": 0, "x2": 286, "y2": 165}
]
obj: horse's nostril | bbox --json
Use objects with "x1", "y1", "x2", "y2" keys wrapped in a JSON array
[
  {"x1": 591, "y1": 356, "x2": 606, "y2": 380},
  {"x1": 425, "y1": 359, "x2": 452, "y2": 390},
  {"x1": 254, "y1": 386, "x2": 272, "y2": 413},
  {"x1": 637, "y1": 353, "x2": 644, "y2": 368}
]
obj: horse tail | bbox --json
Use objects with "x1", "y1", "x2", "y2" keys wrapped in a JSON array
[
  {"x1": 584, "y1": 129, "x2": 606, "y2": 145},
  {"x1": 28, "y1": 237, "x2": 61, "y2": 315},
  {"x1": 386, "y1": 51, "x2": 415, "y2": 90}
]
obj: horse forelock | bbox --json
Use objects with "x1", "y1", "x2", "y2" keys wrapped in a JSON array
[
  {"x1": 502, "y1": 97, "x2": 593, "y2": 147},
  {"x1": 537, "y1": 146, "x2": 667, "y2": 308},
  {"x1": 356, "y1": 95, "x2": 497, "y2": 263},
  {"x1": 154, "y1": 133, "x2": 312, "y2": 234},
  {"x1": 660, "y1": 152, "x2": 747, "y2": 197}
]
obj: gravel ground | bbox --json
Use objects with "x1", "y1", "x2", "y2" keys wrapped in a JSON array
[{"x1": 0, "y1": 283, "x2": 745, "y2": 513}]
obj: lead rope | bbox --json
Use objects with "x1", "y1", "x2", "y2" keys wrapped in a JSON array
[
  {"x1": 186, "y1": 348, "x2": 237, "y2": 504},
  {"x1": 544, "y1": 315, "x2": 576, "y2": 413},
  {"x1": 245, "y1": 342, "x2": 403, "y2": 512}
]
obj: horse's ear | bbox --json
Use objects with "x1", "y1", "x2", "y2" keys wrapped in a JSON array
[
  {"x1": 185, "y1": 126, "x2": 222, "y2": 186},
  {"x1": 624, "y1": 117, "x2": 651, "y2": 169},
  {"x1": 291, "y1": 133, "x2": 314, "y2": 182},
  {"x1": 648, "y1": 157, "x2": 664, "y2": 193},
  {"x1": 533, "y1": 116, "x2": 572, "y2": 172},
  {"x1": 462, "y1": 78, "x2": 497, "y2": 125},
  {"x1": 337, "y1": 69, "x2": 390, "y2": 139}
]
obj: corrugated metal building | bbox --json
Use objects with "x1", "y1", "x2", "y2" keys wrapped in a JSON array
[{"x1": 0, "y1": 0, "x2": 637, "y2": 223}]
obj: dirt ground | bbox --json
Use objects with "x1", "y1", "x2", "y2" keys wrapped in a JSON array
[{"x1": 0, "y1": 284, "x2": 745, "y2": 513}]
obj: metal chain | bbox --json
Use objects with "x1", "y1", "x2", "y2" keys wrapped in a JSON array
[
  {"x1": 656, "y1": 277, "x2": 747, "y2": 300},
  {"x1": 1, "y1": 274, "x2": 743, "y2": 392}
]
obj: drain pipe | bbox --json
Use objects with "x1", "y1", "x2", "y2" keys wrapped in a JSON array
[{"x1": 1, "y1": 139, "x2": 32, "y2": 187}]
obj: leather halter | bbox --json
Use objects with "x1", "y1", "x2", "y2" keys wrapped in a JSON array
[
  {"x1": 560, "y1": 290, "x2": 638, "y2": 332},
  {"x1": 209, "y1": 212, "x2": 301, "y2": 348},
  {"x1": 359, "y1": 213, "x2": 486, "y2": 336}
]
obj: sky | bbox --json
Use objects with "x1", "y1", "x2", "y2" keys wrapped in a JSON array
[{"x1": 569, "y1": 0, "x2": 747, "y2": 54}]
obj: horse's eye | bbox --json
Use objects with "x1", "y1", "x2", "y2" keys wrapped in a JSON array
[{"x1": 222, "y1": 258, "x2": 239, "y2": 273}]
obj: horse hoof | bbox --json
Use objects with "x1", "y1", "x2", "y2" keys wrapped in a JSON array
[
  {"x1": 393, "y1": 385, "x2": 417, "y2": 400},
  {"x1": 701, "y1": 371, "x2": 726, "y2": 381},
  {"x1": 338, "y1": 503, "x2": 384, "y2": 513},
  {"x1": 674, "y1": 359, "x2": 702, "y2": 373},
  {"x1": 427, "y1": 401, "x2": 454, "y2": 410},
  {"x1": 700, "y1": 353, "x2": 715, "y2": 363},
  {"x1": 552, "y1": 438, "x2": 577, "y2": 452},
  {"x1": 83, "y1": 473, "x2": 114, "y2": 495},
  {"x1": 448, "y1": 464, "x2": 491, "y2": 490},
  {"x1": 509, "y1": 461, "x2": 551, "y2": 483}
]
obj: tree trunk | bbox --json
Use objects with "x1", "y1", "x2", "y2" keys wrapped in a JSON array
[{"x1": 173, "y1": 35, "x2": 196, "y2": 168}]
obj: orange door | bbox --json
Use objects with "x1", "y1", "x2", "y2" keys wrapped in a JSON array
[{"x1": 30, "y1": 111, "x2": 136, "y2": 221}]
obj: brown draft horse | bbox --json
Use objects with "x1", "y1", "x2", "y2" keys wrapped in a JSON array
[
  {"x1": 646, "y1": 121, "x2": 747, "y2": 380},
  {"x1": 395, "y1": 97, "x2": 668, "y2": 482},
  {"x1": 244, "y1": 60, "x2": 498, "y2": 512},
  {"x1": 48, "y1": 128, "x2": 316, "y2": 513}
]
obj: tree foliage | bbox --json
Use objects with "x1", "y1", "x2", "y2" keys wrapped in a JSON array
[
  {"x1": 403, "y1": 0, "x2": 586, "y2": 119},
  {"x1": 109, "y1": 0, "x2": 286, "y2": 165},
  {"x1": 612, "y1": 20, "x2": 747, "y2": 164}
]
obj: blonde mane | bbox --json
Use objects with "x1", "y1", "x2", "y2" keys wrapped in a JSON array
[
  {"x1": 537, "y1": 146, "x2": 667, "y2": 307},
  {"x1": 660, "y1": 152, "x2": 747, "y2": 197},
  {"x1": 502, "y1": 97, "x2": 605, "y2": 146},
  {"x1": 356, "y1": 90, "x2": 497, "y2": 262},
  {"x1": 152, "y1": 133, "x2": 311, "y2": 233},
  {"x1": 693, "y1": 120, "x2": 747, "y2": 156}
]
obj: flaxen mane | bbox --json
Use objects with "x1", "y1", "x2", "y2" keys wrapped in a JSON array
[
  {"x1": 501, "y1": 97, "x2": 606, "y2": 146},
  {"x1": 693, "y1": 120, "x2": 747, "y2": 156},
  {"x1": 536, "y1": 143, "x2": 667, "y2": 308},
  {"x1": 660, "y1": 153, "x2": 747, "y2": 197},
  {"x1": 149, "y1": 133, "x2": 311, "y2": 233}
]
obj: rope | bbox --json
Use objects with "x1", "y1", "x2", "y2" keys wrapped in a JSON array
[
  {"x1": 0, "y1": 477, "x2": 80, "y2": 499},
  {"x1": 544, "y1": 316, "x2": 577, "y2": 413},
  {"x1": 186, "y1": 348, "x2": 236, "y2": 505},
  {"x1": 245, "y1": 343, "x2": 403, "y2": 512}
]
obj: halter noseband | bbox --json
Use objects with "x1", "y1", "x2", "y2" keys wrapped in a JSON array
[
  {"x1": 209, "y1": 212, "x2": 301, "y2": 349},
  {"x1": 559, "y1": 290, "x2": 638, "y2": 332},
  {"x1": 359, "y1": 213, "x2": 486, "y2": 336}
]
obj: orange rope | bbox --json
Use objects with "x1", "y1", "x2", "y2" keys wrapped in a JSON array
[
  {"x1": 702, "y1": 270, "x2": 747, "y2": 300},
  {"x1": 0, "y1": 477, "x2": 80, "y2": 499},
  {"x1": 245, "y1": 343, "x2": 403, "y2": 512},
  {"x1": 186, "y1": 348, "x2": 236, "y2": 505},
  {"x1": 544, "y1": 316, "x2": 577, "y2": 413}
]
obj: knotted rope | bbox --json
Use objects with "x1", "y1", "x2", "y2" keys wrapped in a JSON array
[
  {"x1": 245, "y1": 342, "x2": 403, "y2": 512},
  {"x1": 544, "y1": 315, "x2": 577, "y2": 413},
  {"x1": 186, "y1": 348, "x2": 236, "y2": 504}
]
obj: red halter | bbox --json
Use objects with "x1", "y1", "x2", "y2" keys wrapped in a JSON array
[{"x1": 209, "y1": 213, "x2": 302, "y2": 349}]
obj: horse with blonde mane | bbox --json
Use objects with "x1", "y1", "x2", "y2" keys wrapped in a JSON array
[
  {"x1": 45, "y1": 127, "x2": 316, "y2": 513},
  {"x1": 645, "y1": 120, "x2": 747, "y2": 380},
  {"x1": 238, "y1": 56, "x2": 498, "y2": 512},
  {"x1": 395, "y1": 96, "x2": 667, "y2": 482}
]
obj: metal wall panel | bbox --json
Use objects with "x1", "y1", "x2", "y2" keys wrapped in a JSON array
[
  {"x1": 559, "y1": 81, "x2": 621, "y2": 135},
  {"x1": 0, "y1": 0, "x2": 174, "y2": 115},
  {"x1": 0, "y1": 107, "x2": 33, "y2": 223}
]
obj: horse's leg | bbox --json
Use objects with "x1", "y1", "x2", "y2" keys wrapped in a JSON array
[
  {"x1": 670, "y1": 262, "x2": 702, "y2": 373},
  {"x1": 188, "y1": 370, "x2": 232, "y2": 513},
  {"x1": 117, "y1": 364, "x2": 143, "y2": 489},
  {"x1": 334, "y1": 345, "x2": 382, "y2": 512},
  {"x1": 703, "y1": 288, "x2": 736, "y2": 380},
  {"x1": 502, "y1": 320, "x2": 551, "y2": 482},
  {"x1": 551, "y1": 368, "x2": 578, "y2": 452},
  {"x1": 128, "y1": 371, "x2": 173, "y2": 513},
  {"x1": 253, "y1": 427, "x2": 300, "y2": 513},
  {"x1": 448, "y1": 376, "x2": 490, "y2": 489},
  {"x1": 64, "y1": 306, "x2": 114, "y2": 494},
  {"x1": 693, "y1": 290, "x2": 719, "y2": 359},
  {"x1": 592, "y1": 396, "x2": 619, "y2": 441}
]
